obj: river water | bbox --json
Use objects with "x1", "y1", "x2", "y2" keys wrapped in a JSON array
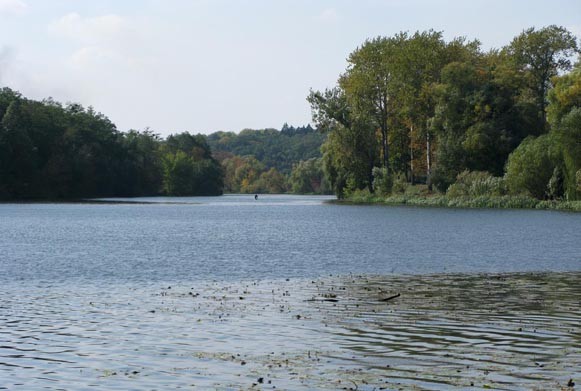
[{"x1": 0, "y1": 195, "x2": 580, "y2": 389}]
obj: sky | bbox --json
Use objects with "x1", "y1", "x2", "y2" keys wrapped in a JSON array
[{"x1": 0, "y1": 0, "x2": 580, "y2": 135}]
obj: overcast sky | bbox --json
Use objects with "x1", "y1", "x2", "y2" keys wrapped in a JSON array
[{"x1": 0, "y1": 0, "x2": 579, "y2": 135}]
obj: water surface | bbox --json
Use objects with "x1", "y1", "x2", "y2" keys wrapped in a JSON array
[
  {"x1": 1, "y1": 194, "x2": 579, "y2": 282},
  {"x1": 0, "y1": 195, "x2": 580, "y2": 389}
]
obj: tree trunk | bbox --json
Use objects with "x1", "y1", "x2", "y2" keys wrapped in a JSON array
[
  {"x1": 409, "y1": 125, "x2": 415, "y2": 185},
  {"x1": 382, "y1": 129, "x2": 389, "y2": 170},
  {"x1": 426, "y1": 132, "x2": 432, "y2": 190}
]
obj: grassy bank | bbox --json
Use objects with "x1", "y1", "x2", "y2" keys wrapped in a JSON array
[{"x1": 341, "y1": 190, "x2": 581, "y2": 212}]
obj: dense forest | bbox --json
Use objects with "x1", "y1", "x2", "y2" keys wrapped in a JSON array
[
  {"x1": 0, "y1": 88, "x2": 329, "y2": 199},
  {"x1": 309, "y1": 25, "x2": 581, "y2": 202},
  {"x1": 2, "y1": 25, "x2": 579, "y2": 203},
  {"x1": 0, "y1": 89, "x2": 223, "y2": 199},
  {"x1": 206, "y1": 125, "x2": 328, "y2": 194}
]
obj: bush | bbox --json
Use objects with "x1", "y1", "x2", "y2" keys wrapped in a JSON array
[
  {"x1": 391, "y1": 172, "x2": 408, "y2": 194},
  {"x1": 505, "y1": 134, "x2": 558, "y2": 199},
  {"x1": 446, "y1": 170, "x2": 507, "y2": 198},
  {"x1": 547, "y1": 166, "x2": 564, "y2": 200},
  {"x1": 372, "y1": 167, "x2": 393, "y2": 195}
]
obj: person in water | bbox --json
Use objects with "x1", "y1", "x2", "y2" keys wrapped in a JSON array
[{"x1": 254, "y1": 194, "x2": 258, "y2": 200}]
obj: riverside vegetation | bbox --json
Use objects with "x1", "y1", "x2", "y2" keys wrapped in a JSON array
[
  {"x1": 1, "y1": 25, "x2": 580, "y2": 210},
  {"x1": 309, "y1": 25, "x2": 581, "y2": 211}
]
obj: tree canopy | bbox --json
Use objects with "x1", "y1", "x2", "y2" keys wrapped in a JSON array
[
  {"x1": 0, "y1": 89, "x2": 223, "y2": 199},
  {"x1": 310, "y1": 26, "x2": 581, "y2": 200}
]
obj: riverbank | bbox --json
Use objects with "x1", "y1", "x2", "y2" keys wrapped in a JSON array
[{"x1": 340, "y1": 192, "x2": 581, "y2": 212}]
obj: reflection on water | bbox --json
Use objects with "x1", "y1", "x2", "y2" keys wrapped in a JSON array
[{"x1": 1, "y1": 273, "x2": 579, "y2": 389}]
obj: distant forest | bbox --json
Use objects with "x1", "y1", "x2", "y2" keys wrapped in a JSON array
[
  {"x1": 1, "y1": 25, "x2": 579, "y2": 201},
  {"x1": 206, "y1": 125, "x2": 329, "y2": 194},
  {"x1": 0, "y1": 88, "x2": 328, "y2": 199},
  {"x1": 309, "y1": 25, "x2": 581, "y2": 201}
]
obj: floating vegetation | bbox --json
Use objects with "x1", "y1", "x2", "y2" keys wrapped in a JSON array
[{"x1": 0, "y1": 273, "x2": 580, "y2": 389}]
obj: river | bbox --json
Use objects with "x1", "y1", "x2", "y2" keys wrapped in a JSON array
[{"x1": 0, "y1": 195, "x2": 580, "y2": 389}]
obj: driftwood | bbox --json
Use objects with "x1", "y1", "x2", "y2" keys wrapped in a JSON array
[
  {"x1": 379, "y1": 293, "x2": 400, "y2": 302},
  {"x1": 305, "y1": 298, "x2": 339, "y2": 303}
]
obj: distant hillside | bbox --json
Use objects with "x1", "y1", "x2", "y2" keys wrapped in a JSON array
[{"x1": 206, "y1": 124, "x2": 326, "y2": 174}]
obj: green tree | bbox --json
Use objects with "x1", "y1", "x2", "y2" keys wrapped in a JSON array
[
  {"x1": 308, "y1": 88, "x2": 378, "y2": 196},
  {"x1": 547, "y1": 65, "x2": 581, "y2": 199},
  {"x1": 0, "y1": 100, "x2": 38, "y2": 197},
  {"x1": 162, "y1": 151, "x2": 194, "y2": 196},
  {"x1": 339, "y1": 37, "x2": 397, "y2": 170},
  {"x1": 258, "y1": 168, "x2": 288, "y2": 194},
  {"x1": 505, "y1": 134, "x2": 559, "y2": 199},
  {"x1": 289, "y1": 158, "x2": 327, "y2": 194},
  {"x1": 506, "y1": 25, "x2": 579, "y2": 127}
]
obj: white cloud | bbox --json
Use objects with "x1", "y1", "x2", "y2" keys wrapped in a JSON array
[
  {"x1": 319, "y1": 8, "x2": 340, "y2": 23},
  {"x1": 70, "y1": 46, "x2": 115, "y2": 69},
  {"x1": 0, "y1": 46, "x2": 16, "y2": 83},
  {"x1": 0, "y1": 0, "x2": 28, "y2": 15},
  {"x1": 48, "y1": 12, "x2": 127, "y2": 45},
  {"x1": 48, "y1": 12, "x2": 150, "y2": 72}
]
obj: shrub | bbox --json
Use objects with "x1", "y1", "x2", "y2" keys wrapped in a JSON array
[
  {"x1": 372, "y1": 167, "x2": 393, "y2": 195},
  {"x1": 391, "y1": 172, "x2": 408, "y2": 194},
  {"x1": 505, "y1": 134, "x2": 558, "y2": 199},
  {"x1": 446, "y1": 170, "x2": 507, "y2": 198}
]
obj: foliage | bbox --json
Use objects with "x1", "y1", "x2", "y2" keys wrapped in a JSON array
[
  {"x1": 371, "y1": 167, "x2": 393, "y2": 195},
  {"x1": 310, "y1": 26, "x2": 580, "y2": 205},
  {"x1": 392, "y1": 172, "x2": 408, "y2": 194},
  {"x1": 206, "y1": 124, "x2": 325, "y2": 174},
  {"x1": 505, "y1": 134, "x2": 559, "y2": 199},
  {"x1": 0, "y1": 88, "x2": 223, "y2": 199},
  {"x1": 446, "y1": 171, "x2": 507, "y2": 198},
  {"x1": 308, "y1": 88, "x2": 378, "y2": 197},
  {"x1": 506, "y1": 25, "x2": 579, "y2": 125},
  {"x1": 160, "y1": 132, "x2": 223, "y2": 196},
  {"x1": 289, "y1": 158, "x2": 329, "y2": 194},
  {"x1": 220, "y1": 155, "x2": 295, "y2": 194},
  {"x1": 547, "y1": 67, "x2": 581, "y2": 200},
  {"x1": 340, "y1": 187, "x2": 581, "y2": 212}
]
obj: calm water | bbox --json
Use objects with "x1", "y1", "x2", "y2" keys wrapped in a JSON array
[
  {"x1": 1, "y1": 194, "x2": 580, "y2": 282},
  {"x1": 1, "y1": 195, "x2": 580, "y2": 389}
]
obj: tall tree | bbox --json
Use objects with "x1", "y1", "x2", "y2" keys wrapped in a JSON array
[
  {"x1": 308, "y1": 88, "x2": 378, "y2": 196},
  {"x1": 506, "y1": 25, "x2": 579, "y2": 127},
  {"x1": 339, "y1": 37, "x2": 399, "y2": 171},
  {"x1": 393, "y1": 31, "x2": 479, "y2": 186}
]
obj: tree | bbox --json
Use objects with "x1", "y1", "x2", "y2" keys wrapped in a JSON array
[
  {"x1": 258, "y1": 168, "x2": 288, "y2": 194},
  {"x1": 339, "y1": 37, "x2": 397, "y2": 171},
  {"x1": 430, "y1": 53, "x2": 537, "y2": 191},
  {"x1": 308, "y1": 88, "x2": 378, "y2": 196},
  {"x1": 505, "y1": 134, "x2": 559, "y2": 199},
  {"x1": 506, "y1": 25, "x2": 579, "y2": 127},
  {"x1": 0, "y1": 89, "x2": 224, "y2": 199},
  {"x1": 391, "y1": 31, "x2": 469, "y2": 186},
  {"x1": 289, "y1": 158, "x2": 327, "y2": 194},
  {"x1": 206, "y1": 125, "x2": 325, "y2": 174},
  {"x1": 0, "y1": 100, "x2": 38, "y2": 197}
]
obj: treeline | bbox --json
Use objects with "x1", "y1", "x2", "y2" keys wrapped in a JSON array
[
  {"x1": 0, "y1": 89, "x2": 223, "y2": 199},
  {"x1": 309, "y1": 26, "x2": 581, "y2": 201},
  {"x1": 206, "y1": 124, "x2": 325, "y2": 173},
  {"x1": 207, "y1": 125, "x2": 330, "y2": 194},
  {"x1": 219, "y1": 155, "x2": 330, "y2": 194}
]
